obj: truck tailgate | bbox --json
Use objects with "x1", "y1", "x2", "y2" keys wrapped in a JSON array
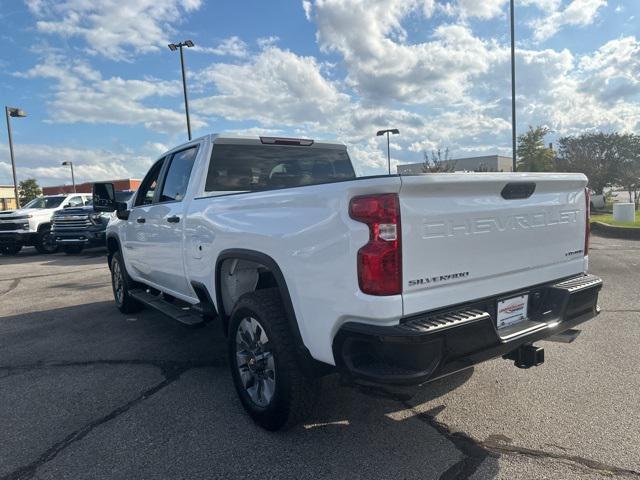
[{"x1": 400, "y1": 173, "x2": 589, "y2": 316}]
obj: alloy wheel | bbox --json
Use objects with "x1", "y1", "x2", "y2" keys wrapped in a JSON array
[{"x1": 235, "y1": 317, "x2": 276, "y2": 407}]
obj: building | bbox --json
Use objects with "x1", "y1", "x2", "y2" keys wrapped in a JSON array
[
  {"x1": 0, "y1": 185, "x2": 18, "y2": 210},
  {"x1": 397, "y1": 155, "x2": 514, "y2": 174},
  {"x1": 42, "y1": 179, "x2": 141, "y2": 196}
]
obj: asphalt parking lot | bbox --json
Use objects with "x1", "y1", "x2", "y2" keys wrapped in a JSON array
[{"x1": 1, "y1": 236, "x2": 639, "y2": 480}]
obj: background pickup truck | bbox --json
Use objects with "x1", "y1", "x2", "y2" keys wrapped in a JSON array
[
  {"x1": 93, "y1": 134, "x2": 602, "y2": 431},
  {"x1": 52, "y1": 191, "x2": 134, "y2": 254},
  {"x1": 0, "y1": 193, "x2": 91, "y2": 255}
]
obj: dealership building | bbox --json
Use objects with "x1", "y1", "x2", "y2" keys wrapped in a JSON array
[
  {"x1": 0, "y1": 185, "x2": 18, "y2": 210},
  {"x1": 397, "y1": 155, "x2": 514, "y2": 174}
]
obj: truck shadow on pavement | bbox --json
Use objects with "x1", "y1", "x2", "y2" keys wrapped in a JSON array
[{"x1": 0, "y1": 301, "x2": 503, "y2": 480}]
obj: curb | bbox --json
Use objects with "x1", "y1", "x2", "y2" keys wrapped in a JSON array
[{"x1": 590, "y1": 221, "x2": 640, "y2": 240}]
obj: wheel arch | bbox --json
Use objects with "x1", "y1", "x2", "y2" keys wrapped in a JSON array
[{"x1": 215, "y1": 249, "x2": 328, "y2": 376}]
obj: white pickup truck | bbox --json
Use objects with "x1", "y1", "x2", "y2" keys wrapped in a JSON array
[
  {"x1": 93, "y1": 135, "x2": 602, "y2": 431},
  {"x1": 0, "y1": 193, "x2": 91, "y2": 255}
]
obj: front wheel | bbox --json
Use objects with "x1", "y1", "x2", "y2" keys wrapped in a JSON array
[
  {"x1": 110, "y1": 251, "x2": 143, "y2": 314},
  {"x1": 228, "y1": 289, "x2": 319, "y2": 431},
  {"x1": 0, "y1": 245, "x2": 22, "y2": 255},
  {"x1": 34, "y1": 228, "x2": 58, "y2": 254}
]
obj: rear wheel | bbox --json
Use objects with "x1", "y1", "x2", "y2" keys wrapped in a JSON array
[
  {"x1": 0, "y1": 245, "x2": 22, "y2": 255},
  {"x1": 228, "y1": 289, "x2": 319, "y2": 431},
  {"x1": 35, "y1": 228, "x2": 58, "y2": 254},
  {"x1": 110, "y1": 250, "x2": 143, "y2": 314},
  {"x1": 63, "y1": 245, "x2": 84, "y2": 255}
]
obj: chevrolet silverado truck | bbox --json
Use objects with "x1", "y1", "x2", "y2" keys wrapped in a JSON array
[
  {"x1": 0, "y1": 193, "x2": 91, "y2": 255},
  {"x1": 93, "y1": 134, "x2": 602, "y2": 431},
  {"x1": 52, "y1": 191, "x2": 134, "y2": 254}
]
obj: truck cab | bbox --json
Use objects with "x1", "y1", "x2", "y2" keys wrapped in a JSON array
[{"x1": 0, "y1": 193, "x2": 91, "y2": 255}]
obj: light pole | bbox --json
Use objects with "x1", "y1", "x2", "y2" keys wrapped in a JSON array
[
  {"x1": 168, "y1": 40, "x2": 195, "y2": 141},
  {"x1": 61, "y1": 161, "x2": 76, "y2": 193},
  {"x1": 4, "y1": 106, "x2": 27, "y2": 209},
  {"x1": 510, "y1": 0, "x2": 517, "y2": 172},
  {"x1": 377, "y1": 129, "x2": 400, "y2": 175}
]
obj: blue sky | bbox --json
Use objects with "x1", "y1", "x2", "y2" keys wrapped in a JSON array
[{"x1": 0, "y1": 0, "x2": 639, "y2": 186}]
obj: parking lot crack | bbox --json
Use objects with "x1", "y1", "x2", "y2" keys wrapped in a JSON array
[
  {"x1": 1, "y1": 361, "x2": 214, "y2": 480},
  {"x1": 402, "y1": 402, "x2": 640, "y2": 479},
  {"x1": 0, "y1": 279, "x2": 20, "y2": 297}
]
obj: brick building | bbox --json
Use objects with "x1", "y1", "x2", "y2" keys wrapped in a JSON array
[{"x1": 42, "y1": 179, "x2": 141, "y2": 195}]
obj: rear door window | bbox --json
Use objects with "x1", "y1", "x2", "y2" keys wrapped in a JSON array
[
  {"x1": 159, "y1": 147, "x2": 198, "y2": 202},
  {"x1": 205, "y1": 144, "x2": 355, "y2": 192}
]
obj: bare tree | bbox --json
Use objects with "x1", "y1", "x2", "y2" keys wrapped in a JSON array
[{"x1": 422, "y1": 148, "x2": 456, "y2": 173}]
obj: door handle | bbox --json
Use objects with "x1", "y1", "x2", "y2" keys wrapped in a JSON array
[
  {"x1": 167, "y1": 215, "x2": 180, "y2": 223},
  {"x1": 136, "y1": 217, "x2": 146, "y2": 223}
]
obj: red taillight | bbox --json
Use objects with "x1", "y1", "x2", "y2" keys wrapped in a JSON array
[
  {"x1": 349, "y1": 193, "x2": 402, "y2": 296},
  {"x1": 585, "y1": 188, "x2": 590, "y2": 257}
]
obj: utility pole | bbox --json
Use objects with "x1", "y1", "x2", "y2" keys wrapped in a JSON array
[
  {"x1": 4, "y1": 106, "x2": 27, "y2": 209},
  {"x1": 510, "y1": 0, "x2": 517, "y2": 172},
  {"x1": 168, "y1": 40, "x2": 195, "y2": 140},
  {"x1": 376, "y1": 129, "x2": 400, "y2": 175},
  {"x1": 62, "y1": 161, "x2": 76, "y2": 193}
]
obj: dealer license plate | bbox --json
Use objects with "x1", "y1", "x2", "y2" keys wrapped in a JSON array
[{"x1": 496, "y1": 295, "x2": 528, "y2": 329}]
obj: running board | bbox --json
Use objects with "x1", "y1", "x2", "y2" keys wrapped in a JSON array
[{"x1": 129, "y1": 289, "x2": 205, "y2": 327}]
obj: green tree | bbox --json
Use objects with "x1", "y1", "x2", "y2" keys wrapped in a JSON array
[
  {"x1": 516, "y1": 126, "x2": 555, "y2": 172},
  {"x1": 615, "y1": 135, "x2": 640, "y2": 208},
  {"x1": 422, "y1": 148, "x2": 456, "y2": 173},
  {"x1": 19, "y1": 178, "x2": 42, "y2": 205},
  {"x1": 556, "y1": 132, "x2": 635, "y2": 195}
]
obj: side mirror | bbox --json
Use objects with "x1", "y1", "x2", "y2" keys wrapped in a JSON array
[{"x1": 93, "y1": 183, "x2": 117, "y2": 212}]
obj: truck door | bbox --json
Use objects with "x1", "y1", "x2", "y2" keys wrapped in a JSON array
[
  {"x1": 141, "y1": 145, "x2": 198, "y2": 297},
  {"x1": 124, "y1": 158, "x2": 166, "y2": 280}
]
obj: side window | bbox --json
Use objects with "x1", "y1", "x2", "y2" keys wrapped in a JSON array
[
  {"x1": 134, "y1": 158, "x2": 165, "y2": 207},
  {"x1": 67, "y1": 196, "x2": 83, "y2": 207},
  {"x1": 159, "y1": 147, "x2": 198, "y2": 202}
]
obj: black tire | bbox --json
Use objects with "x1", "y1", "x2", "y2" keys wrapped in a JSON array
[
  {"x1": 34, "y1": 228, "x2": 59, "y2": 254},
  {"x1": 0, "y1": 244, "x2": 22, "y2": 255},
  {"x1": 63, "y1": 245, "x2": 84, "y2": 255},
  {"x1": 228, "y1": 289, "x2": 319, "y2": 431},
  {"x1": 110, "y1": 250, "x2": 143, "y2": 314}
]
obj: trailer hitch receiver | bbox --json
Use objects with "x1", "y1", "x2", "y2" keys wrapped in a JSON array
[{"x1": 503, "y1": 344, "x2": 544, "y2": 369}]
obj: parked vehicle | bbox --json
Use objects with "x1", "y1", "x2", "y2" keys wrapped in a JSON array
[
  {"x1": 52, "y1": 192, "x2": 134, "y2": 254},
  {"x1": 0, "y1": 194, "x2": 91, "y2": 255},
  {"x1": 93, "y1": 134, "x2": 603, "y2": 431},
  {"x1": 589, "y1": 190, "x2": 606, "y2": 211}
]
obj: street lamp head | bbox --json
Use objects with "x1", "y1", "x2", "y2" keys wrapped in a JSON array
[
  {"x1": 62, "y1": 161, "x2": 72, "y2": 166},
  {"x1": 168, "y1": 43, "x2": 178, "y2": 51},
  {"x1": 184, "y1": 40, "x2": 194, "y2": 48},
  {"x1": 7, "y1": 107, "x2": 27, "y2": 118},
  {"x1": 376, "y1": 128, "x2": 400, "y2": 136}
]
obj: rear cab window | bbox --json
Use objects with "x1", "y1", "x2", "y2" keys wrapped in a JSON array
[{"x1": 204, "y1": 142, "x2": 355, "y2": 193}]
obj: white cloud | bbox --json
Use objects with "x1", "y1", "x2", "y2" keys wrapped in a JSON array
[
  {"x1": 196, "y1": 36, "x2": 249, "y2": 58},
  {"x1": 18, "y1": 53, "x2": 206, "y2": 134},
  {"x1": 193, "y1": 46, "x2": 349, "y2": 126},
  {"x1": 312, "y1": 0, "x2": 503, "y2": 104},
  {"x1": 530, "y1": 0, "x2": 608, "y2": 42},
  {"x1": 24, "y1": 0, "x2": 203, "y2": 61},
  {"x1": 447, "y1": 0, "x2": 509, "y2": 19},
  {"x1": 0, "y1": 142, "x2": 156, "y2": 186},
  {"x1": 578, "y1": 36, "x2": 640, "y2": 103}
]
